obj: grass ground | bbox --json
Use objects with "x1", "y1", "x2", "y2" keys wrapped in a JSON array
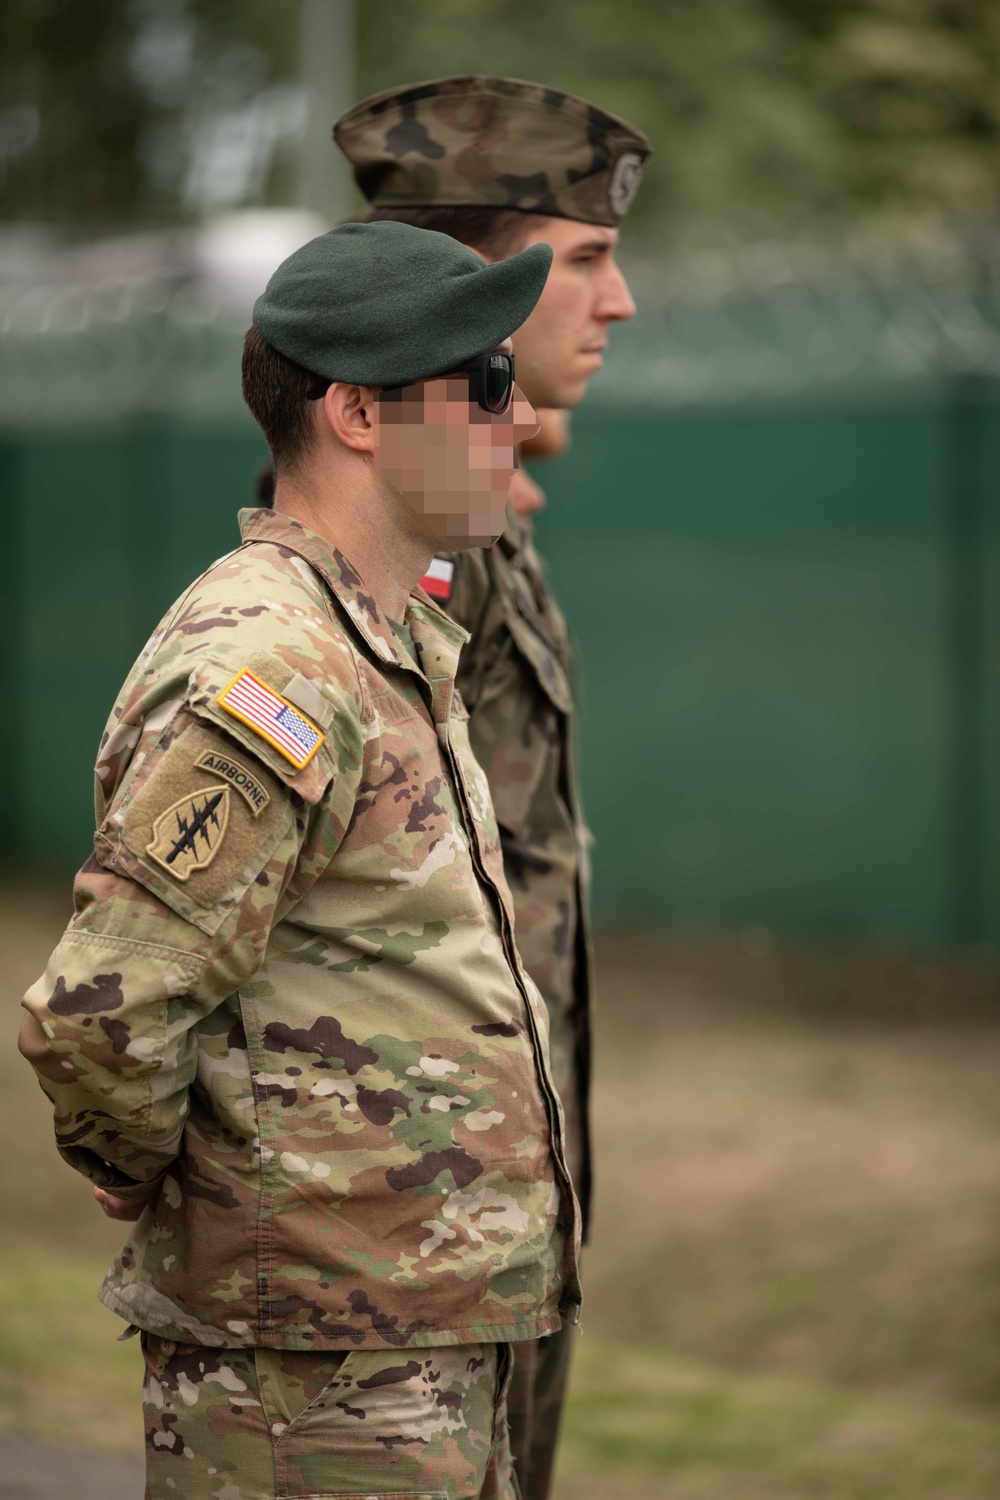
[
  {"x1": 4, "y1": 887, "x2": 1000, "y2": 1496},
  {"x1": 553, "y1": 935, "x2": 1000, "y2": 1497},
  {"x1": 1, "y1": 886, "x2": 141, "y2": 1452}
]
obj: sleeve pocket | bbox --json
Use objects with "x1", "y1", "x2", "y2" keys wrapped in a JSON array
[
  {"x1": 185, "y1": 656, "x2": 335, "y2": 806},
  {"x1": 99, "y1": 655, "x2": 337, "y2": 935}
]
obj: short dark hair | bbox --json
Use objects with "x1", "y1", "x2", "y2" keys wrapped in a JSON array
[
  {"x1": 365, "y1": 205, "x2": 550, "y2": 260},
  {"x1": 241, "y1": 326, "x2": 317, "y2": 472}
]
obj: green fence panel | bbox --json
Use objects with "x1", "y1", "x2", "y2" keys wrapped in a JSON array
[
  {"x1": 0, "y1": 437, "x2": 24, "y2": 861},
  {"x1": 6, "y1": 379, "x2": 1000, "y2": 946},
  {"x1": 16, "y1": 427, "x2": 137, "y2": 871},
  {"x1": 976, "y1": 384, "x2": 1000, "y2": 945},
  {"x1": 6, "y1": 417, "x2": 266, "y2": 870},
  {"x1": 536, "y1": 387, "x2": 962, "y2": 945}
]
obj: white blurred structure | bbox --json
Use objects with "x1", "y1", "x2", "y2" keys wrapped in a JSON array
[
  {"x1": 299, "y1": 0, "x2": 356, "y2": 223},
  {"x1": 192, "y1": 209, "x2": 330, "y2": 309},
  {"x1": 7, "y1": 227, "x2": 1000, "y2": 428},
  {"x1": 0, "y1": 208, "x2": 328, "y2": 310}
]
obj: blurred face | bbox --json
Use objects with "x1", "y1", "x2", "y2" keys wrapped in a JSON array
[
  {"x1": 508, "y1": 409, "x2": 572, "y2": 519},
  {"x1": 503, "y1": 218, "x2": 636, "y2": 409},
  {"x1": 508, "y1": 465, "x2": 546, "y2": 521},
  {"x1": 373, "y1": 357, "x2": 538, "y2": 548}
]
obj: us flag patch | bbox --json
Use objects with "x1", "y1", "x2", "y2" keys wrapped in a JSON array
[
  {"x1": 418, "y1": 556, "x2": 454, "y2": 602},
  {"x1": 217, "y1": 670, "x2": 324, "y2": 771}
]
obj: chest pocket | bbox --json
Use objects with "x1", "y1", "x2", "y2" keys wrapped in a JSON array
[
  {"x1": 469, "y1": 566, "x2": 574, "y2": 841},
  {"x1": 504, "y1": 568, "x2": 573, "y2": 716}
]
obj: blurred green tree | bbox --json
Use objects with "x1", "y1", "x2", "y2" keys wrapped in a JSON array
[
  {"x1": 0, "y1": 0, "x2": 300, "y2": 231},
  {"x1": 3, "y1": 0, "x2": 1000, "y2": 244},
  {"x1": 356, "y1": 0, "x2": 848, "y2": 247},
  {"x1": 775, "y1": 0, "x2": 1000, "y2": 230}
]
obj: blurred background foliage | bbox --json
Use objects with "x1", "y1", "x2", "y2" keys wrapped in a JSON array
[
  {"x1": 4, "y1": 0, "x2": 1000, "y2": 246},
  {"x1": 0, "y1": 0, "x2": 301, "y2": 229}
]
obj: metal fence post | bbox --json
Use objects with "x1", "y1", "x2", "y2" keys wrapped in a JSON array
[
  {"x1": 946, "y1": 370, "x2": 989, "y2": 946},
  {"x1": 0, "y1": 437, "x2": 23, "y2": 863},
  {"x1": 298, "y1": 0, "x2": 356, "y2": 222}
]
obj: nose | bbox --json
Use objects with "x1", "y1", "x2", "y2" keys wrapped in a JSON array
[
  {"x1": 510, "y1": 386, "x2": 539, "y2": 445},
  {"x1": 597, "y1": 259, "x2": 636, "y2": 324}
]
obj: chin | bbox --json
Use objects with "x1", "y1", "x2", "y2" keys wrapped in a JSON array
[
  {"x1": 438, "y1": 529, "x2": 502, "y2": 551},
  {"x1": 430, "y1": 510, "x2": 507, "y2": 551},
  {"x1": 553, "y1": 379, "x2": 588, "y2": 409}
]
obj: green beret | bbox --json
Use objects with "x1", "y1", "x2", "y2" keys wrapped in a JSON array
[
  {"x1": 334, "y1": 75, "x2": 651, "y2": 229},
  {"x1": 252, "y1": 220, "x2": 552, "y2": 388}
]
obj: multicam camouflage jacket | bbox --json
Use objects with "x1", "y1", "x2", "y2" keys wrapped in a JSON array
[
  {"x1": 20, "y1": 507, "x2": 581, "y2": 1352},
  {"x1": 441, "y1": 510, "x2": 594, "y2": 1229}
]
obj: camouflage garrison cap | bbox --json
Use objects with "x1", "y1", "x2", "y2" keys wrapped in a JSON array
[{"x1": 334, "y1": 75, "x2": 651, "y2": 229}]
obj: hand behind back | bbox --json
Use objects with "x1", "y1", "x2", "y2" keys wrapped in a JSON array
[{"x1": 93, "y1": 1186, "x2": 146, "y2": 1221}]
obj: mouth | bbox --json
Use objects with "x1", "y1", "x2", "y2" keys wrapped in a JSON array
[{"x1": 580, "y1": 346, "x2": 607, "y2": 366}]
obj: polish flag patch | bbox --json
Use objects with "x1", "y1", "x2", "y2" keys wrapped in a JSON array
[{"x1": 419, "y1": 556, "x2": 454, "y2": 602}]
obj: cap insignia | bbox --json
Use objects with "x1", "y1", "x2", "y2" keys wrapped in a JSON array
[{"x1": 609, "y1": 152, "x2": 645, "y2": 219}]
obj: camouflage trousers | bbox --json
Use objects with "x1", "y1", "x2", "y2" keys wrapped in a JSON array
[
  {"x1": 142, "y1": 1334, "x2": 517, "y2": 1499},
  {"x1": 506, "y1": 1326, "x2": 574, "y2": 1500}
]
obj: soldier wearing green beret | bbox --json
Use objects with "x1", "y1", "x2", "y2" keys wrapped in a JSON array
[
  {"x1": 20, "y1": 220, "x2": 581, "y2": 1500},
  {"x1": 335, "y1": 75, "x2": 649, "y2": 1500}
]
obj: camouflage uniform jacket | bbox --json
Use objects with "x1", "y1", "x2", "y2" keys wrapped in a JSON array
[
  {"x1": 20, "y1": 507, "x2": 581, "y2": 1352},
  {"x1": 444, "y1": 510, "x2": 594, "y2": 1230}
]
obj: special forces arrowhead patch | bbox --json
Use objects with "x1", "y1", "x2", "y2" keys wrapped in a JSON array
[{"x1": 146, "y1": 785, "x2": 231, "y2": 881}]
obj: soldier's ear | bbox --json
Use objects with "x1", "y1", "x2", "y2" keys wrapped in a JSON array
[{"x1": 320, "y1": 382, "x2": 376, "y2": 455}]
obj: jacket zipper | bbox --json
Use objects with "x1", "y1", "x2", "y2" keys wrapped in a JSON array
[{"x1": 443, "y1": 733, "x2": 582, "y2": 1320}]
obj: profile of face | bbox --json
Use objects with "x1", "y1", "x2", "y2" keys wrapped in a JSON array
[
  {"x1": 507, "y1": 409, "x2": 571, "y2": 520},
  {"x1": 498, "y1": 218, "x2": 637, "y2": 410},
  {"x1": 373, "y1": 373, "x2": 538, "y2": 548}
]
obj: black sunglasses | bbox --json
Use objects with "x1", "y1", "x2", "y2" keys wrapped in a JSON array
[{"x1": 306, "y1": 351, "x2": 516, "y2": 415}]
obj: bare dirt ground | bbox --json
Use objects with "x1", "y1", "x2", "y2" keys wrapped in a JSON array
[
  {"x1": 0, "y1": 1430, "x2": 142, "y2": 1500},
  {"x1": 4, "y1": 885, "x2": 1000, "y2": 1498}
]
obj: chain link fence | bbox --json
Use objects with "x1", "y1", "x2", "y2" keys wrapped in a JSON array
[
  {"x1": 609, "y1": 237, "x2": 1000, "y2": 406},
  {"x1": 6, "y1": 235, "x2": 1000, "y2": 425}
]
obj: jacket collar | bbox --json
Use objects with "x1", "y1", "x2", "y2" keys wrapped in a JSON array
[
  {"x1": 238, "y1": 507, "x2": 467, "y2": 682},
  {"x1": 496, "y1": 503, "x2": 530, "y2": 561}
]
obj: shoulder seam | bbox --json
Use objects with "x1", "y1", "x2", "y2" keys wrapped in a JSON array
[{"x1": 155, "y1": 543, "x2": 248, "y2": 639}]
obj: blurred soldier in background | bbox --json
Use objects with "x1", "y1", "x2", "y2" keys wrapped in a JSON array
[
  {"x1": 335, "y1": 76, "x2": 650, "y2": 1500},
  {"x1": 512, "y1": 408, "x2": 572, "y2": 519}
]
